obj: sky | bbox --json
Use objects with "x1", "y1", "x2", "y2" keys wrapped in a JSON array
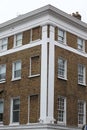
[{"x1": 0, "y1": 0, "x2": 87, "y2": 24}]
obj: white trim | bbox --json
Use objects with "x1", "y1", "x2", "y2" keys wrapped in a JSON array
[
  {"x1": 78, "y1": 100, "x2": 86, "y2": 127},
  {"x1": 0, "y1": 40, "x2": 42, "y2": 57},
  {"x1": 57, "y1": 96, "x2": 66, "y2": 126},
  {"x1": 58, "y1": 57, "x2": 67, "y2": 80},
  {"x1": 40, "y1": 25, "x2": 48, "y2": 123},
  {"x1": 55, "y1": 41, "x2": 87, "y2": 58},
  {"x1": 10, "y1": 97, "x2": 20, "y2": 125},
  {"x1": 12, "y1": 60, "x2": 22, "y2": 81},
  {"x1": 78, "y1": 64, "x2": 86, "y2": 86},
  {"x1": 47, "y1": 26, "x2": 55, "y2": 123},
  {"x1": 0, "y1": 38, "x2": 87, "y2": 58},
  {"x1": 29, "y1": 74, "x2": 40, "y2": 78}
]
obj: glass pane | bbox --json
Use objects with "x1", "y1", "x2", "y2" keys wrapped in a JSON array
[
  {"x1": 0, "y1": 113, "x2": 3, "y2": 122},
  {"x1": 13, "y1": 99, "x2": 20, "y2": 110},
  {"x1": 0, "y1": 101, "x2": 4, "y2": 113},
  {"x1": 13, "y1": 111, "x2": 19, "y2": 122},
  {"x1": 14, "y1": 62, "x2": 21, "y2": 70}
]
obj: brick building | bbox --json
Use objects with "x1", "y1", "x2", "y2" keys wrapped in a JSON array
[{"x1": 0, "y1": 4, "x2": 87, "y2": 130}]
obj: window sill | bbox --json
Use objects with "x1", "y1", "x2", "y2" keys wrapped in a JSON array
[
  {"x1": 9, "y1": 123, "x2": 19, "y2": 126},
  {"x1": 0, "y1": 80, "x2": 6, "y2": 84},
  {"x1": 77, "y1": 49, "x2": 85, "y2": 53},
  {"x1": 13, "y1": 45, "x2": 22, "y2": 49},
  {"x1": 0, "y1": 49, "x2": 7, "y2": 53},
  {"x1": 29, "y1": 74, "x2": 40, "y2": 78},
  {"x1": 78, "y1": 82, "x2": 86, "y2": 87},
  {"x1": 11, "y1": 77, "x2": 21, "y2": 81},
  {"x1": 57, "y1": 121, "x2": 66, "y2": 126},
  {"x1": 58, "y1": 41, "x2": 67, "y2": 45},
  {"x1": 78, "y1": 124, "x2": 84, "y2": 128},
  {"x1": 58, "y1": 76, "x2": 67, "y2": 81},
  {"x1": 0, "y1": 122, "x2": 3, "y2": 126}
]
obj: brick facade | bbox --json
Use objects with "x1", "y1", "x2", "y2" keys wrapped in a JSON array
[{"x1": 0, "y1": 4, "x2": 87, "y2": 130}]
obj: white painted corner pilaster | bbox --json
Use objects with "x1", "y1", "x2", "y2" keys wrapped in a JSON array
[{"x1": 40, "y1": 25, "x2": 48, "y2": 123}]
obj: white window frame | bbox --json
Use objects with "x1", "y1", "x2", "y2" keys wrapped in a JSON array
[
  {"x1": 10, "y1": 97, "x2": 20, "y2": 125},
  {"x1": 78, "y1": 64, "x2": 86, "y2": 85},
  {"x1": 77, "y1": 38, "x2": 85, "y2": 52},
  {"x1": 0, "y1": 99, "x2": 4, "y2": 124},
  {"x1": 58, "y1": 29, "x2": 66, "y2": 44},
  {"x1": 0, "y1": 38, "x2": 8, "y2": 51},
  {"x1": 78, "y1": 100, "x2": 86, "y2": 127},
  {"x1": 14, "y1": 33, "x2": 22, "y2": 47},
  {"x1": 29, "y1": 56, "x2": 40, "y2": 78},
  {"x1": 58, "y1": 57, "x2": 67, "y2": 80},
  {"x1": 12, "y1": 60, "x2": 21, "y2": 81},
  {"x1": 0, "y1": 64, "x2": 6, "y2": 83},
  {"x1": 57, "y1": 96, "x2": 66, "y2": 125}
]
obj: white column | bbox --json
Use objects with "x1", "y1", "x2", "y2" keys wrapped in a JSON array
[
  {"x1": 39, "y1": 25, "x2": 48, "y2": 123},
  {"x1": 47, "y1": 25, "x2": 55, "y2": 123}
]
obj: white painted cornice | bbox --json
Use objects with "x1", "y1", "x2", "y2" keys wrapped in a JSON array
[{"x1": 0, "y1": 4, "x2": 87, "y2": 32}]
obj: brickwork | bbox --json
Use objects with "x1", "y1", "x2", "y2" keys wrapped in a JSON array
[
  {"x1": 7, "y1": 26, "x2": 42, "y2": 50},
  {"x1": 0, "y1": 45, "x2": 41, "y2": 125},
  {"x1": 67, "y1": 32, "x2": 77, "y2": 49},
  {"x1": 54, "y1": 45, "x2": 87, "y2": 127}
]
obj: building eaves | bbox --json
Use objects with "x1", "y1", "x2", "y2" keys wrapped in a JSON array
[{"x1": 0, "y1": 4, "x2": 87, "y2": 31}]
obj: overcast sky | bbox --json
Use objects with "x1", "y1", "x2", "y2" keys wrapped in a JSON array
[{"x1": 0, "y1": 0, "x2": 87, "y2": 24}]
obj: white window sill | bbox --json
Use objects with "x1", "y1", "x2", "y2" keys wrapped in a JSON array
[
  {"x1": 77, "y1": 49, "x2": 85, "y2": 53},
  {"x1": 13, "y1": 45, "x2": 22, "y2": 49},
  {"x1": 11, "y1": 77, "x2": 21, "y2": 81},
  {"x1": 0, "y1": 122, "x2": 4, "y2": 126},
  {"x1": 58, "y1": 41, "x2": 67, "y2": 45},
  {"x1": 57, "y1": 121, "x2": 66, "y2": 126},
  {"x1": 78, "y1": 82, "x2": 86, "y2": 86},
  {"x1": 0, "y1": 49, "x2": 7, "y2": 53},
  {"x1": 29, "y1": 74, "x2": 40, "y2": 78},
  {"x1": 0, "y1": 80, "x2": 6, "y2": 84},
  {"x1": 58, "y1": 76, "x2": 67, "y2": 81},
  {"x1": 78, "y1": 124, "x2": 84, "y2": 128},
  {"x1": 9, "y1": 123, "x2": 19, "y2": 126}
]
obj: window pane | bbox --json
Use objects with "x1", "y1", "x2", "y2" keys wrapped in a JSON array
[
  {"x1": 58, "y1": 29, "x2": 64, "y2": 43},
  {"x1": 78, "y1": 101, "x2": 84, "y2": 125},
  {"x1": 0, "y1": 101, "x2": 4, "y2": 122},
  {"x1": 58, "y1": 97, "x2": 65, "y2": 122},
  {"x1": 13, "y1": 61, "x2": 21, "y2": 78},
  {"x1": 13, "y1": 111, "x2": 19, "y2": 122},
  {"x1": 12, "y1": 98, "x2": 20, "y2": 123},
  {"x1": 0, "y1": 38, "x2": 8, "y2": 51},
  {"x1": 16, "y1": 34, "x2": 22, "y2": 46},
  {"x1": 78, "y1": 38, "x2": 84, "y2": 51},
  {"x1": 0, "y1": 65, "x2": 6, "y2": 81},
  {"x1": 13, "y1": 99, "x2": 20, "y2": 110},
  {"x1": 58, "y1": 58, "x2": 66, "y2": 78},
  {"x1": 78, "y1": 64, "x2": 85, "y2": 84}
]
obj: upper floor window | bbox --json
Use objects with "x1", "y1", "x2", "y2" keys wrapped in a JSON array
[
  {"x1": 0, "y1": 64, "x2": 6, "y2": 82},
  {"x1": 58, "y1": 29, "x2": 66, "y2": 44},
  {"x1": 58, "y1": 58, "x2": 67, "y2": 80},
  {"x1": 78, "y1": 64, "x2": 86, "y2": 85},
  {"x1": 78, "y1": 100, "x2": 86, "y2": 127},
  {"x1": 0, "y1": 38, "x2": 8, "y2": 51},
  {"x1": 14, "y1": 33, "x2": 22, "y2": 47},
  {"x1": 57, "y1": 96, "x2": 66, "y2": 125},
  {"x1": 29, "y1": 56, "x2": 40, "y2": 77},
  {"x1": 12, "y1": 61, "x2": 21, "y2": 80},
  {"x1": 77, "y1": 38, "x2": 85, "y2": 52},
  {"x1": 10, "y1": 98, "x2": 20, "y2": 124},
  {"x1": 0, "y1": 100, "x2": 4, "y2": 123}
]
